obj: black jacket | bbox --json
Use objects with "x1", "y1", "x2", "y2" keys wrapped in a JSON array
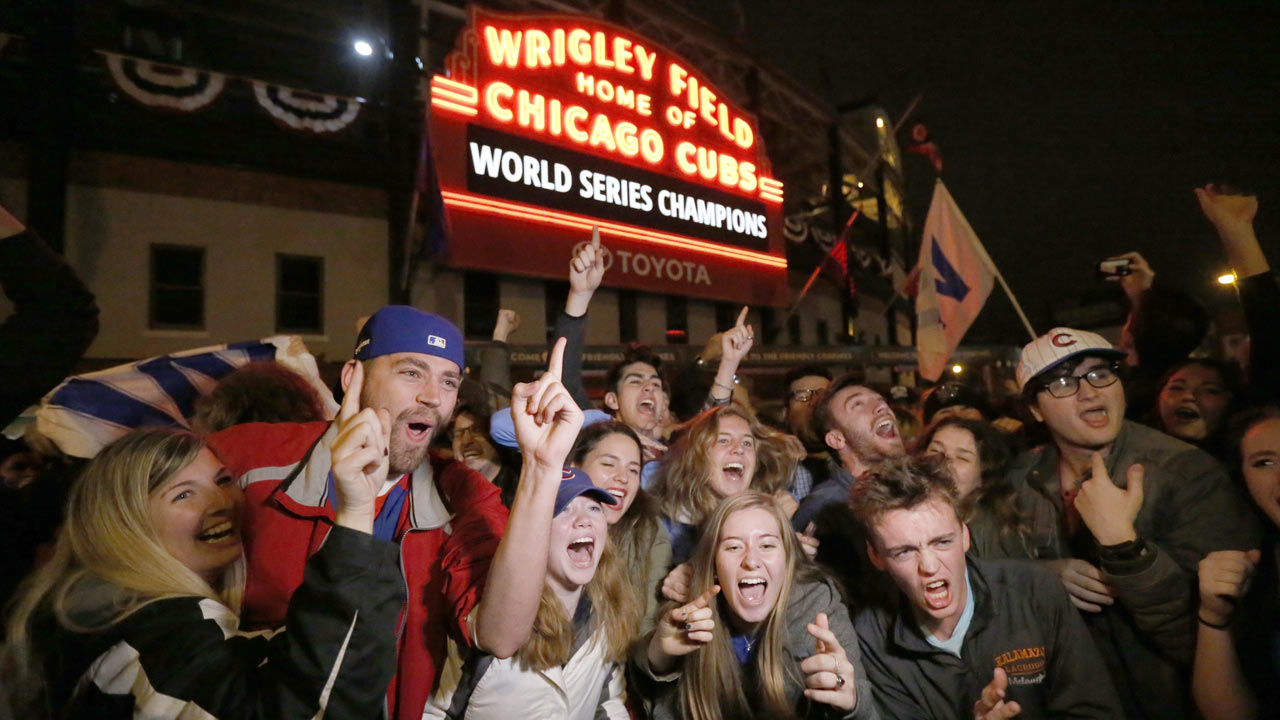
[
  {"x1": 855, "y1": 558, "x2": 1123, "y2": 719},
  {"x1": 41, "y1": 527, "x2": 403, "y2": 719}
]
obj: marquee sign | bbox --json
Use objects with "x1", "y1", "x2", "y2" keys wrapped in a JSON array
[{"x1": 429, "y1": 7, "x2": 788, "y2": 305}]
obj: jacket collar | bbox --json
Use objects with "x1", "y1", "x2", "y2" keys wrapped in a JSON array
[{"x1": 271, "y1": 422, "x2": 452, "y2": 530}]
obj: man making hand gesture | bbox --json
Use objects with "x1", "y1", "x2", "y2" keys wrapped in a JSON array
[
  {"x1": 209, "y1": 306, "x2": 582, "y2": 720},
  {"x1": 1006, "y1": 327, "x2": 1258, "y2": 719}
]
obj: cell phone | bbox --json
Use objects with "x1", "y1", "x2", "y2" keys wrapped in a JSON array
[{"x1": 1097, "y1": 258, "x2": 1132, "y2": 278}]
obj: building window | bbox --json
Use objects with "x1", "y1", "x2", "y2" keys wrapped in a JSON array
[
  {"x1": 276, "y1": 255, "x2": 324, "y2": 334},
  {"x1": 463, "y1": 271, "x2": 500, "y2": 340},
  {"x1": 816, "y1": 319, "x2": 830, "y2": 346},
  {"x1": 715, "y1": 302, "x2": 737, "y2": 331},
  {"x1": 619, "y1": 290, "x2": 638, "y2": 343},
  {"x1": 788, "y1": 313, "x2": 802, "y2": 345},
  {"x1": 545, "y1": 280, "x2": 569, "y2": 342},
  {"x1": 665, "y1": 295, "x2": 688, "y2": 344},
  {"x1": 150, "y1": 244, "x2": 204, "y2": 329},
  {"x1": 759, "y1": 307, "x2": 778, "y2": 345}
]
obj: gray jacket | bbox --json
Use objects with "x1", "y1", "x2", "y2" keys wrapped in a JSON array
[
  {"x1": 855, "y1": 558, "x2": 1123, "y2": 719},
  {"x1": 1006, "y1": 420, "x2": 1260, "y2": 719},
  {"x1": 636, "y1": 576, "x2": 880, "y2": 719}
]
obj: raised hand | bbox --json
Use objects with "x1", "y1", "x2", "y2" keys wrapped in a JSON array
[
  {"x1": 649, "y1": 585, "x2": 720, "y2": 672},
  {"x1": 1043, "y1": 558, "x2": 1115, "y2": 613},
  {"x1": 1199, "y1": 549, "x2": 1261, "y2": 626},
  {"x1": 973, "y1": 667, "x2": 1022, "y2": 719},
  {"x1": 1074, "y1": 453, "x2": 1143, "y2": 546},
  {"x1": 492, "y1": 308, "x2": 521, "y2": 343},
  {"x1": 566, "y1": 226, "x2": 606, "y2": 317},
  {"x1": 798, "y1": 521, "x2": 821, "y2": 561},
  {"x1": 331, "y1": 360, "x2": 391, "y2": 533},
  {"x1": 1195, "y1": 184, "x2": 1258, "y2": 237},
  {"x1": 661, "y1": 562, "x2": 692, "y2": 603},
  {"x1": 1101, "y1": 251, "x2": 1155, "y2": 305},
  {"x1": 510, "y1": 337, "x2": 583, "y2": 471},
  {"x1": 720, "y1": 306, "x2": 755, "y2": 366},
  {"x1": 801, "y1": 612, "x2": 858, "y2": 711}
]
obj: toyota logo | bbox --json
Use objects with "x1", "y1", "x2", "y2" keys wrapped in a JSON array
[{"x1": 572, "y1": 240, "x2": 613, "y2": 272}]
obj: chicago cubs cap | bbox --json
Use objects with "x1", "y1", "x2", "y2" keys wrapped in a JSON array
[
  {"x1": 353, "y1": 305, "x2": 465, "y2": 371},
  {"x1": 554, "y1": 467, "x2": 619, "y2": 516},
  {"x1": 1017, "y1": 327, "x2": 1127, "y2": 391}
]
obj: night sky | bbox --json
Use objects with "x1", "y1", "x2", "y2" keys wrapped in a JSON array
[{"x1": 690, "y1": 0, "x2": 1280, "y2": 344}]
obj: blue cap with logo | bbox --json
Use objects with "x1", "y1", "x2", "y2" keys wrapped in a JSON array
[
  {"x1": 554, "y1": 467, "x2": 619, "y2": 516},
  {"x1": 354, "y1": 305, "x2": 465, "y2": 371}
]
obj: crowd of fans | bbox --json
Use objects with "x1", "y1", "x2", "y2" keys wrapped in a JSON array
[{"x1": 0, "y1": 184, "x2": 1275, "y2": 719}]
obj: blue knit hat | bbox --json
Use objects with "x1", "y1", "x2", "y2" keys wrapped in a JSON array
[{"x1": 354, "y1": 305, "x2": 464, "y2": 371}]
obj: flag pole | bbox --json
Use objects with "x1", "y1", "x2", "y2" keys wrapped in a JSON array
[
  {"x1": 938, "y1": 181, "x2": 1037, "y2": 341},
  {"x1": 785, "y1": 210, "x2": 860, "y2": 321}
]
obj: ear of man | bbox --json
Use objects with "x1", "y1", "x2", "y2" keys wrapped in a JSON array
[
  {"x1": 865, "y1": 539, "x2": 886, "y2": 571},
  {"x1": 340, "y1": 359, "x2": 360, "y2": 394},
  {"x1": 825, "y1": 429, "x2": 847, "y2": 451},
  {"x1": 604, "y1": 392, "x2": 620, "y2": 411},
  {"x1": 1028, "y1": 398, "x2": 1045, "y2": 423}
]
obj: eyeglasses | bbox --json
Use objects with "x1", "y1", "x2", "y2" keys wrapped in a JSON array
[
  {"x1": 1037, "y1": 364, "x2": 1120, "y2": 399},
  {"x1": 789, "y1": 389, "x2": 820, "y2": 404}
]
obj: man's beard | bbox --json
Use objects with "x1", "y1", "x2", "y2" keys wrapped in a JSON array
[
  {"x1": 361, "y1": 388, "x2": 438, "y2": 475},
  {"x1": 841, "y1": 426, "x2": 904, "y2": 466},
  {"x1": 388, "y1": 425, "x2": 431, "y2": 476}
]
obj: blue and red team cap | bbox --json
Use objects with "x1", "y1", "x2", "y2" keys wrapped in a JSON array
[
  {"x1": 353, "y1": 305, "x2": 465, "y2": 371},
  {"x1": 553, "y1": 467, "x2": 619, "y2": 516}
]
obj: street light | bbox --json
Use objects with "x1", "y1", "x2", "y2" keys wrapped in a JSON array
[
  {"x1": 951, "y1": 364, "x2": 964, "y2": 375},
  {"x1": 353, "y1": 39, "x2": 374, "y2": 57},
  {"x1": 1217, "y1": 272, "x2": 1237, "y2": 286}
]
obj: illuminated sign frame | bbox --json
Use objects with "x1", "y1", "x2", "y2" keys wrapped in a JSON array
[{"x1": 429, "y1": 7, "x2": 788, "y2": 306}]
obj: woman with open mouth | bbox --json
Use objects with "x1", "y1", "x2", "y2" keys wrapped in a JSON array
[
  {"x1": 424, "y1": 468, "x2": 641, "y2": 719},
  {"x1": 651, "y1": 405, "x2": 804, "y2": 564},
  {"x1": 4, "y1": 427, "x2": 403, "y2": 719},
  {"x1": 1154, "y1": 358, "x2": 1239, "y2": 460},
  {"x1": 917, "y1": 417, "x2": 1036, "y2": 559},
  {"x1": 568, "y1": 421, "x2": 672, "y2": 634},
  {"x1": 636, "y1": 492, "x2": 878, "y2": 720}
]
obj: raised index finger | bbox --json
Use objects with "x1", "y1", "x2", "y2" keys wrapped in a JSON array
[
  {"x1": 591, "y1": 224, "x2": 600, "y2": 251},
  {"x1": 545, "y1": 336, "x2": 567, "y2": 381},
  {"x1": 736, "y1": 305, "x2": 749, "y2": 328},
  {"x1": 340, "y1": 360, "x2": 364, "y2": 423}
]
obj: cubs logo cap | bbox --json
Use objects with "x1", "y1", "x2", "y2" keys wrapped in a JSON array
[
  {"x1": 1016, "y1": 327, "x2": 1127, "y2": 391},
  {"x1": 353, "y1": 305, "x2": 465, "y2": 371},
  {"x1": 553, "y1": 467, "x2": 619, "y2": 516}
]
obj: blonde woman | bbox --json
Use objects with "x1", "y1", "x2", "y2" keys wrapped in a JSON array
[
  {"x1": 3, "y1": 423, "x2": 402, "y2": 719},
  {"x1": 424, "y1": 469, "x2": 642, "y2": 719},
  {"x1": 652, "y1": 405, "x2": 804, "y2": 564},
  {"x1": 635, "y1": 493, "x2": 878, "y2": 720}
]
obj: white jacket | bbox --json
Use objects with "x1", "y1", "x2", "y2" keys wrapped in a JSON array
[{"x1": 423, "y1": 627, "x2": 627, "y2": 720}]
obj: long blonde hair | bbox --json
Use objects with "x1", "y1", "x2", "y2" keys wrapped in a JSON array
[
  {"x1": 5, "y1": 429, "x2": 244, "y2": 682},
  {"x1": 676, "y1": 492, "x2": 807, "y2": 720},
  {"x1": 515, "y1": 523, "x2": 642, "y2": 671},
  {"x1": 653, "y1": 406, "x2": 803, "y2": 526}
]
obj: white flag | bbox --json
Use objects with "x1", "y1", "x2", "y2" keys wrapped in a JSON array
[
  {"x1": 35, "y1": 336, "x2": 338, "y2": 458},
  {"x1": 915, "y1": 181, "x2": 996, "y2": 381}
]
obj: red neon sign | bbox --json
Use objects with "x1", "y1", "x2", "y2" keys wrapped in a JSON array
[
  {"x1": 429, "y1": 8, "x2": 788, "y2": 307},
  {"x1": 435, "y1": 11, "x2": 781, "y2": 203}
]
